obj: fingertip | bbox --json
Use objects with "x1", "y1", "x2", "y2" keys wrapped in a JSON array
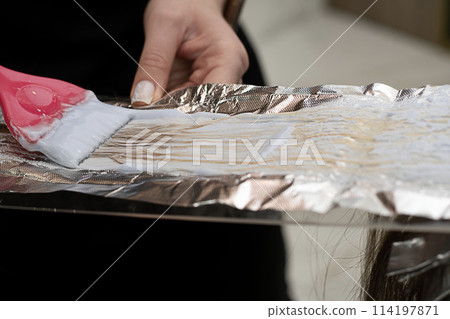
[{"x1": 131, "y1": 80, "x2": 155, "y2": 106}]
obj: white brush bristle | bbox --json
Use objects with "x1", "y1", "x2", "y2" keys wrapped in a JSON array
[
  {"x1": 18, "y1": 92, "x2": 224, "y2": 169},
  {"x1": 22, "y1": 93, "x2": 130, "y2": 168}
]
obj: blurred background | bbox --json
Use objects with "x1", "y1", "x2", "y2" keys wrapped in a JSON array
[
  {"x1": 241, "y1": 0, "x2": 450, "y2": 88},
  {"x1": 240, "y1": 0, "x2": 450, "y2": 300}
]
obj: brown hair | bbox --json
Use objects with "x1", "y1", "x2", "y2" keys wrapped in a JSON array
[{"x1": 362, "y1": 215, "x2": 450, "y2": 301}]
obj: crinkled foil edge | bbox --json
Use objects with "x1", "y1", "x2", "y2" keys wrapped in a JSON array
[{"x1": 1, "y1": 83, "x2": 449, "y2": 220}]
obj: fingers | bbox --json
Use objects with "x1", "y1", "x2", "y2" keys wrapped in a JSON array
[
  {"x1": 193, "y1": 42, "x2": 249, "y2": 85},
  {"x1": 182, "y1": 19, "x2": 249, "y2": 86},
  {"x1": 203, "y1": 62, "x2": 247, "y2": 84},
  {"x1": 131, "y1": 13, "x2": 184, "y2": 106},
  {"x1": 130, "y1": 0, "x2": 249, "y2": 105}
]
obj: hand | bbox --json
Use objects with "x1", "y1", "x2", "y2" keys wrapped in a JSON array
[{"x1": 130, "y1": 0, "x2": 249, "y2": 106}]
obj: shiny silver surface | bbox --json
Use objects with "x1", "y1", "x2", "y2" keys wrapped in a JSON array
[{"x1": 1, "y1": 83, "x2": 449, "y2": 222}]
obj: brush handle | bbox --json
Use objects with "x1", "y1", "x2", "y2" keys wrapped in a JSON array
[
  {"x1": 0, "y1": 65, "x2": 12, "y2": 87},
  {"x1": 0, "y1": 65, "x2": 87, "y2": 142}
]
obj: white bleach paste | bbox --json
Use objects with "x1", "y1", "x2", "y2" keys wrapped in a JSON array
[
  {"x1": 18, "y1": 91, "x2": 227, "y2": 168},
  {"x1": 78, "y1": 85, "x2": 450, "y2": 185},
  {"x1": 8, "y1": 85, "x2": 450, "y2": 186}
]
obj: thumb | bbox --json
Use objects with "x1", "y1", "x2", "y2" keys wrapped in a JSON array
[{"x1": 131, "y1": 19, "x2": 182, "y2": 106}]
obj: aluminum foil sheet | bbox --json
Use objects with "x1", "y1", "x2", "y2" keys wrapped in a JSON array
[{"x1": 1, "y1": 83, "x2": 449, "y2": 220}]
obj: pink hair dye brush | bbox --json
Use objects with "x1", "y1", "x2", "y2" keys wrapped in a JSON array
[{"x1": 0, "y1": 65, "x2": 132, "y2": 168}]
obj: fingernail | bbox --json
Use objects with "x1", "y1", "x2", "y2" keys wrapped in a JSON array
[{"x1": 131, "y1": 81, "x2": 155, "y2": 106}]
